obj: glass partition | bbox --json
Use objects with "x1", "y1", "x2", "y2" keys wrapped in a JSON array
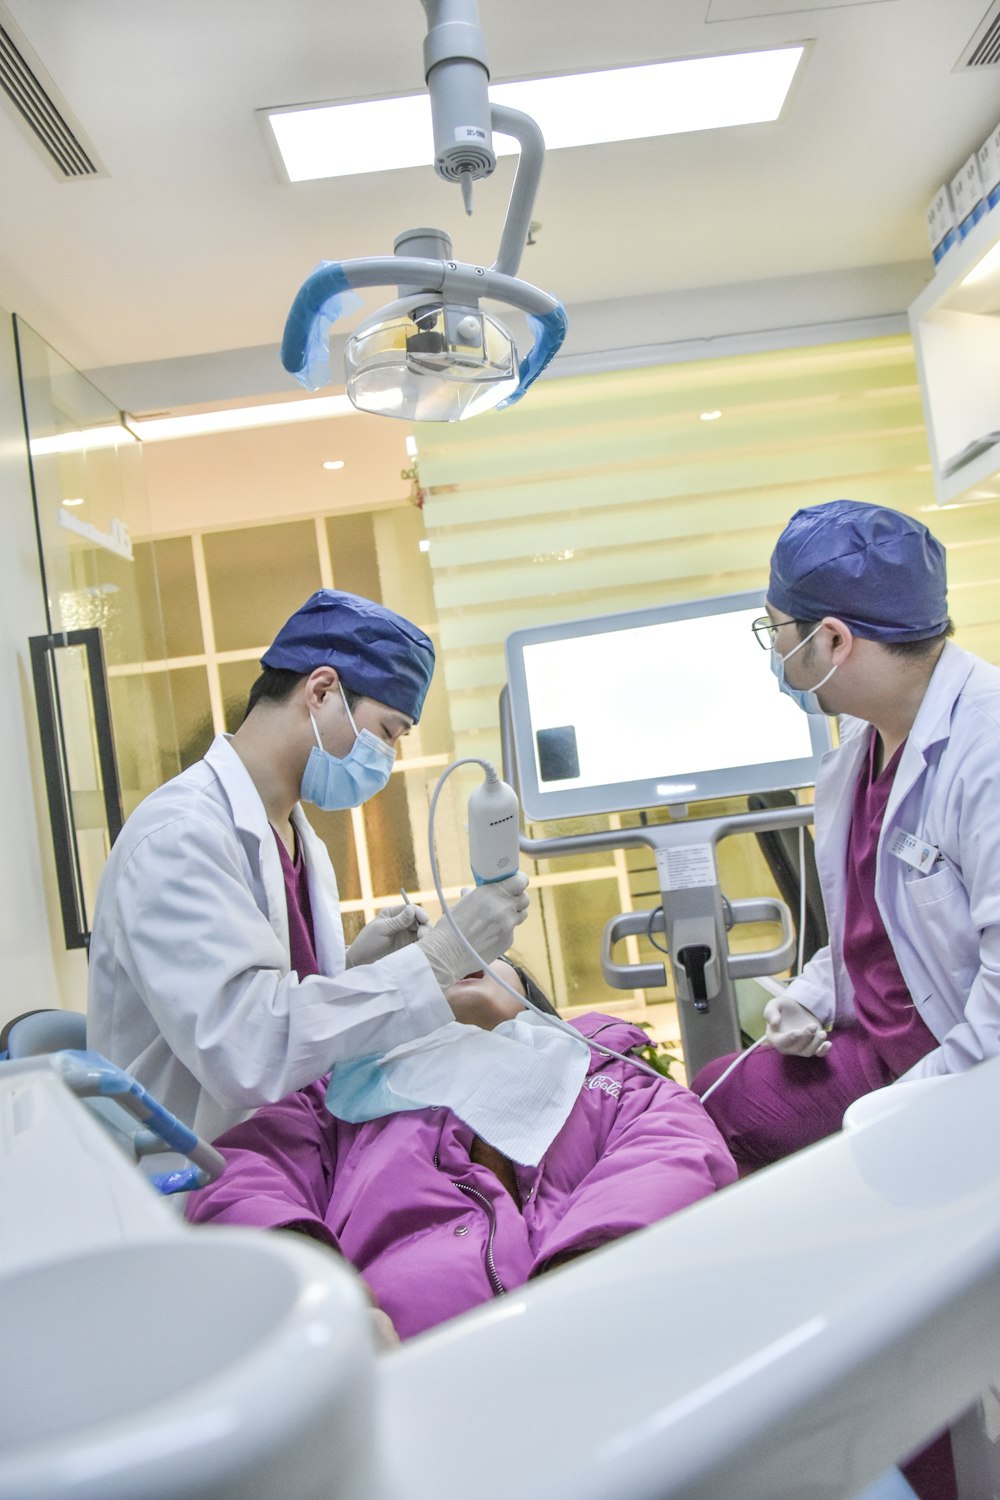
[{"x1": 15, "y1": 316, "x2": 180, "y2": 943}]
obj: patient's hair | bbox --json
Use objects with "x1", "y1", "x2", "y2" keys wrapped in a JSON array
[
  {"x1": 243, "y1": 667, "x2": 361, "y2": 722},
  {"x1": 502, "y1": 956, "x2": 559, "y2": 1018}
]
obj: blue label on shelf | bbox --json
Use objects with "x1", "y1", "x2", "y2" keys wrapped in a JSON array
[
  {"x1": 958, "y1": 203, "x2": 987, "y2": 238},
  {"x1": 932, "y1": 228, "x2": 959, "y2": 264}
]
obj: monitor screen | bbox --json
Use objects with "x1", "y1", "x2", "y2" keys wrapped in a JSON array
[{"x1": 504, "y1": 590, "x2": 834, "y2": 821}]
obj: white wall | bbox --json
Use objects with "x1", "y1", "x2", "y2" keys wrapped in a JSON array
[{"x1": 0, "y1": 308, "x2": 87, "y2": 1025}]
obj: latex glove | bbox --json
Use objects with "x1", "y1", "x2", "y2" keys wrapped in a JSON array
[
  {"x1": 345, "y1": 903, "x2": 429, "y2": 968},
  {"x1": 418, "y1": 873, "x2": 530, "y2": 993},
  {"x1": 763, "y1": 994, "x2": 832, "y2": 1057}
]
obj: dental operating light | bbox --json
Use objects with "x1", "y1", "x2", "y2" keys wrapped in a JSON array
[{"x1": 280, "y1": 0, "x2": 567, "y2": 422}]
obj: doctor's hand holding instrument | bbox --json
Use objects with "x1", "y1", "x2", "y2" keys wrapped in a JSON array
[
  {"x1": 345, "y1": 901, "x2": 430, "y2": 968},
  {"x1": 425, "y1": 758, "x2": 670, "y2": 1082},
  {"x1": 419, "y1": 874, "x2": 530, "y2": 991},
  {"x1": 421, "y1": 757, "x2": 531, "y2": 995},
  {"x1": 697, "y1": 980, "x2": 831, "y2": 1103}
]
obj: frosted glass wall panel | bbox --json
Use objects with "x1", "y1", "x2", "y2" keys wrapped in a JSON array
[
  {"x1": 15, "y1": 316, "x2": 180, "y2": 940},
  {"x1": 204, "y1": 521, "x2": 321, "y2": 651},
  {"x1": 306, "y1": 805, "x2": 362, "y2": 904},
  {"x1": 145, "y1": 537, "x2": 203, "y2": 659},
  {"x1": 167, "y1": 666, "x2": 213, "y2": 768},
  {"x1": 219, "y1": 659, "x2": 261, "y2": 734},
  {"x1": 326, "y1": 512, "x2": 382, "y2": 600}
]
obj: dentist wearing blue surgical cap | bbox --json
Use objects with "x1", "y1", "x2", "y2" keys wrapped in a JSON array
[
  {"x1": 88, "y1": 590, "x2": 530, "y2": 1141},
  {"x1": 695, "y1": 500, "x2": 1000, "y2": 1176}
]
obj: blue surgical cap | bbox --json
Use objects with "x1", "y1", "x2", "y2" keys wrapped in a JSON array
[
  {"x1": 768, "y1": 500, "x2": 949, "y2": 643},
  {"x1": 262, "y1": 590, "x2": 435, "y2": 722}
]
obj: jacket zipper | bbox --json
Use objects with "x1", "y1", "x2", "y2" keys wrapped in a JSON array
[
  {"x1": 435, "y1": 1151, "x2": 506, "y2": 1297},
  {"x1": 455, "y1": 1180, "x2": 507, "y2": 1297}
]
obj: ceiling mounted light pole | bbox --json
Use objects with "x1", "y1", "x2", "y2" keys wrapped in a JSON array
[{"x1": 280, "y1": 0, "x2": 567, "y2": 422}]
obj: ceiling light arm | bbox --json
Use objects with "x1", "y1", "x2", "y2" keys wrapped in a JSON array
[
  {"x1": 281, "y1": 255, "x2": 566, "y2": 405},
  {"x1": 420, "y1": 0, "x2": 494, "y2": 212},
  {"x1": 490, "y1": 103, "x2": 545, "y2": 279}
]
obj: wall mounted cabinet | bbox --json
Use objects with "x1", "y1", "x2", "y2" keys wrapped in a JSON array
[{"x1": 909, "y1": 207, "x2": 1000, "y2": 505}]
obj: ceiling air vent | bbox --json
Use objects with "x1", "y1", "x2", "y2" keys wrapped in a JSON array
[
  {"x1": 957, "y1": 1, "x2": 1000, "y2": 68},
  {"x1": 0, "y1": 6, "x2": 104, "y2": 178}
]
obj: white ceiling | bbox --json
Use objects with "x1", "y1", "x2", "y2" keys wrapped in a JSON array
[{"x1": 0, "y1": 0, "x2": 998, "y2": 415}]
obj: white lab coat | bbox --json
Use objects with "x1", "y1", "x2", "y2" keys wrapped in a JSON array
[
  {"x1": 786, "y1": 643, "x2": 1000, "y2": 1079},
  {"x1": 87, "y1": 735, "x2": 451, "y2": 1140}
]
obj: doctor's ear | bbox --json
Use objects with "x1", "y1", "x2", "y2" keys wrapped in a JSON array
[
  {"x1": 820, "y1": 617, "x2": 854, "y2": 660},
  {"x1": 304, "y1": 666, "x2": 340, "y2": 707}
]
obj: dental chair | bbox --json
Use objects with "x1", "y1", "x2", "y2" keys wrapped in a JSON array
[
  {"x1": 0, "y1": 1050, "x2": 375, "y2": 1500},
  {"x1": 0, "y1": 1006, "x2": 87, "y2": 1058},
  {"x1": 0, "y1": 1006, "x2": 221, "y2": 1195}
]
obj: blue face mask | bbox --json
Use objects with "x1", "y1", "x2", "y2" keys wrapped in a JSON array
[
  {"x1": 299, "y1": 690, "x2": 395, "y2": 810},
  {"x1": 770, "y1": 623, "x2": 837, "y2": 715}
]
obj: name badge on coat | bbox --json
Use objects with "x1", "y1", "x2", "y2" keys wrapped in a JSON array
[{"x1": 887, "y1": 827, "x2": 941, "y2": 873}]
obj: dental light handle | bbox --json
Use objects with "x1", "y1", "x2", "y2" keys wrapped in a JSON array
[{"x1": 468, "y1": 770, "x2": 520, "y2": 885}]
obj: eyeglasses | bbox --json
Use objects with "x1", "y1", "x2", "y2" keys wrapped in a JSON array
[{"x1": 751, "y1": 615, "x2": 805, "y2": 650}]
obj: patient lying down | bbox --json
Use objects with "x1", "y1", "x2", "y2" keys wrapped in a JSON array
[{"x1": 185, "y1": 959, "x2": 737, "y2": 1340}]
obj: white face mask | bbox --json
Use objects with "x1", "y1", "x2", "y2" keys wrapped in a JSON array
[
  {"x1": 299, "y1": 687, "x2": 395, "y2": 810},
  {"x1": 770, "y1": 623, "x2": 837, "y2": 715}
]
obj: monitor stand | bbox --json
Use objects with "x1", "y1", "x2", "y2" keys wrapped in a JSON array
[{"x1": 522, "y1": 804, "x2": 808, "y2": 1079}]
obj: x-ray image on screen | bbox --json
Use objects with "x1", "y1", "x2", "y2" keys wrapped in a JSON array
[
  {"x1": 535, "y1": 725, "x2": 581, "y2": 782},
  {"x1": 504, "y1": 592, "x2": 834, "y2": 821}
]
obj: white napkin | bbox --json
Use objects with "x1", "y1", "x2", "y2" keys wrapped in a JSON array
[{"x1": 376, "y1": 1010, "x2": 590, "y2": 1167}]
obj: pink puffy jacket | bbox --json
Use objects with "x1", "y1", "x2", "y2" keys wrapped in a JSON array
[{"x1": 186, "y1": 1014, "x2": 737, "y2": 1338}]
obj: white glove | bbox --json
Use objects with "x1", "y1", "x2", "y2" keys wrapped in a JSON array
[
  {"x1": 345, "y1": 903, "x2": 429, "y2": 968},
  {"x1": 419, "y1": 873, "x2": 530, "y2": 991},
  {"x1": 763, "y1": 994, "x2": 832, "y2": 1057}
]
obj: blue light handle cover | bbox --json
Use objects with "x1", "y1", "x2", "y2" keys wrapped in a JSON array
[
  {"x1": 496, "y1": 304, "x2": 568, "y2": 409},
  {"x1": 52, "y1": 1050, "x2": 225, "y2": 1183},
  {"x1": 281, "y1": 261, "x2": 363, "y2": 390},
  {"x1": 281, "y1": 258, "x2": 565, "y2": 402}
]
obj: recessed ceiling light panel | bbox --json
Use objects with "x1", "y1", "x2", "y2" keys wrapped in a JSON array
[{"x1": 264, "y1": 46, "x2": 804, "y2": 183}]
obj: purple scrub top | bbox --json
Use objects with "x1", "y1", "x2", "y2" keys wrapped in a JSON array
[
  {"x1": 842, "y1": 732, "x2": 936, "y2": 1077},
  {"x1": 272, "y1": 827, "x2": 320, "y2": 980}
]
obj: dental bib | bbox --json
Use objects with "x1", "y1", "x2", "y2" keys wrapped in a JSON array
[{"x1": 326, "y1": 1011, "x2": 589, "y2": 1167}]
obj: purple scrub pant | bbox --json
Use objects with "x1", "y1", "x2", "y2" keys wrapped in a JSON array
[{"x1": 690, "y1": 1023, "x2": 895, "y2": 1172}]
